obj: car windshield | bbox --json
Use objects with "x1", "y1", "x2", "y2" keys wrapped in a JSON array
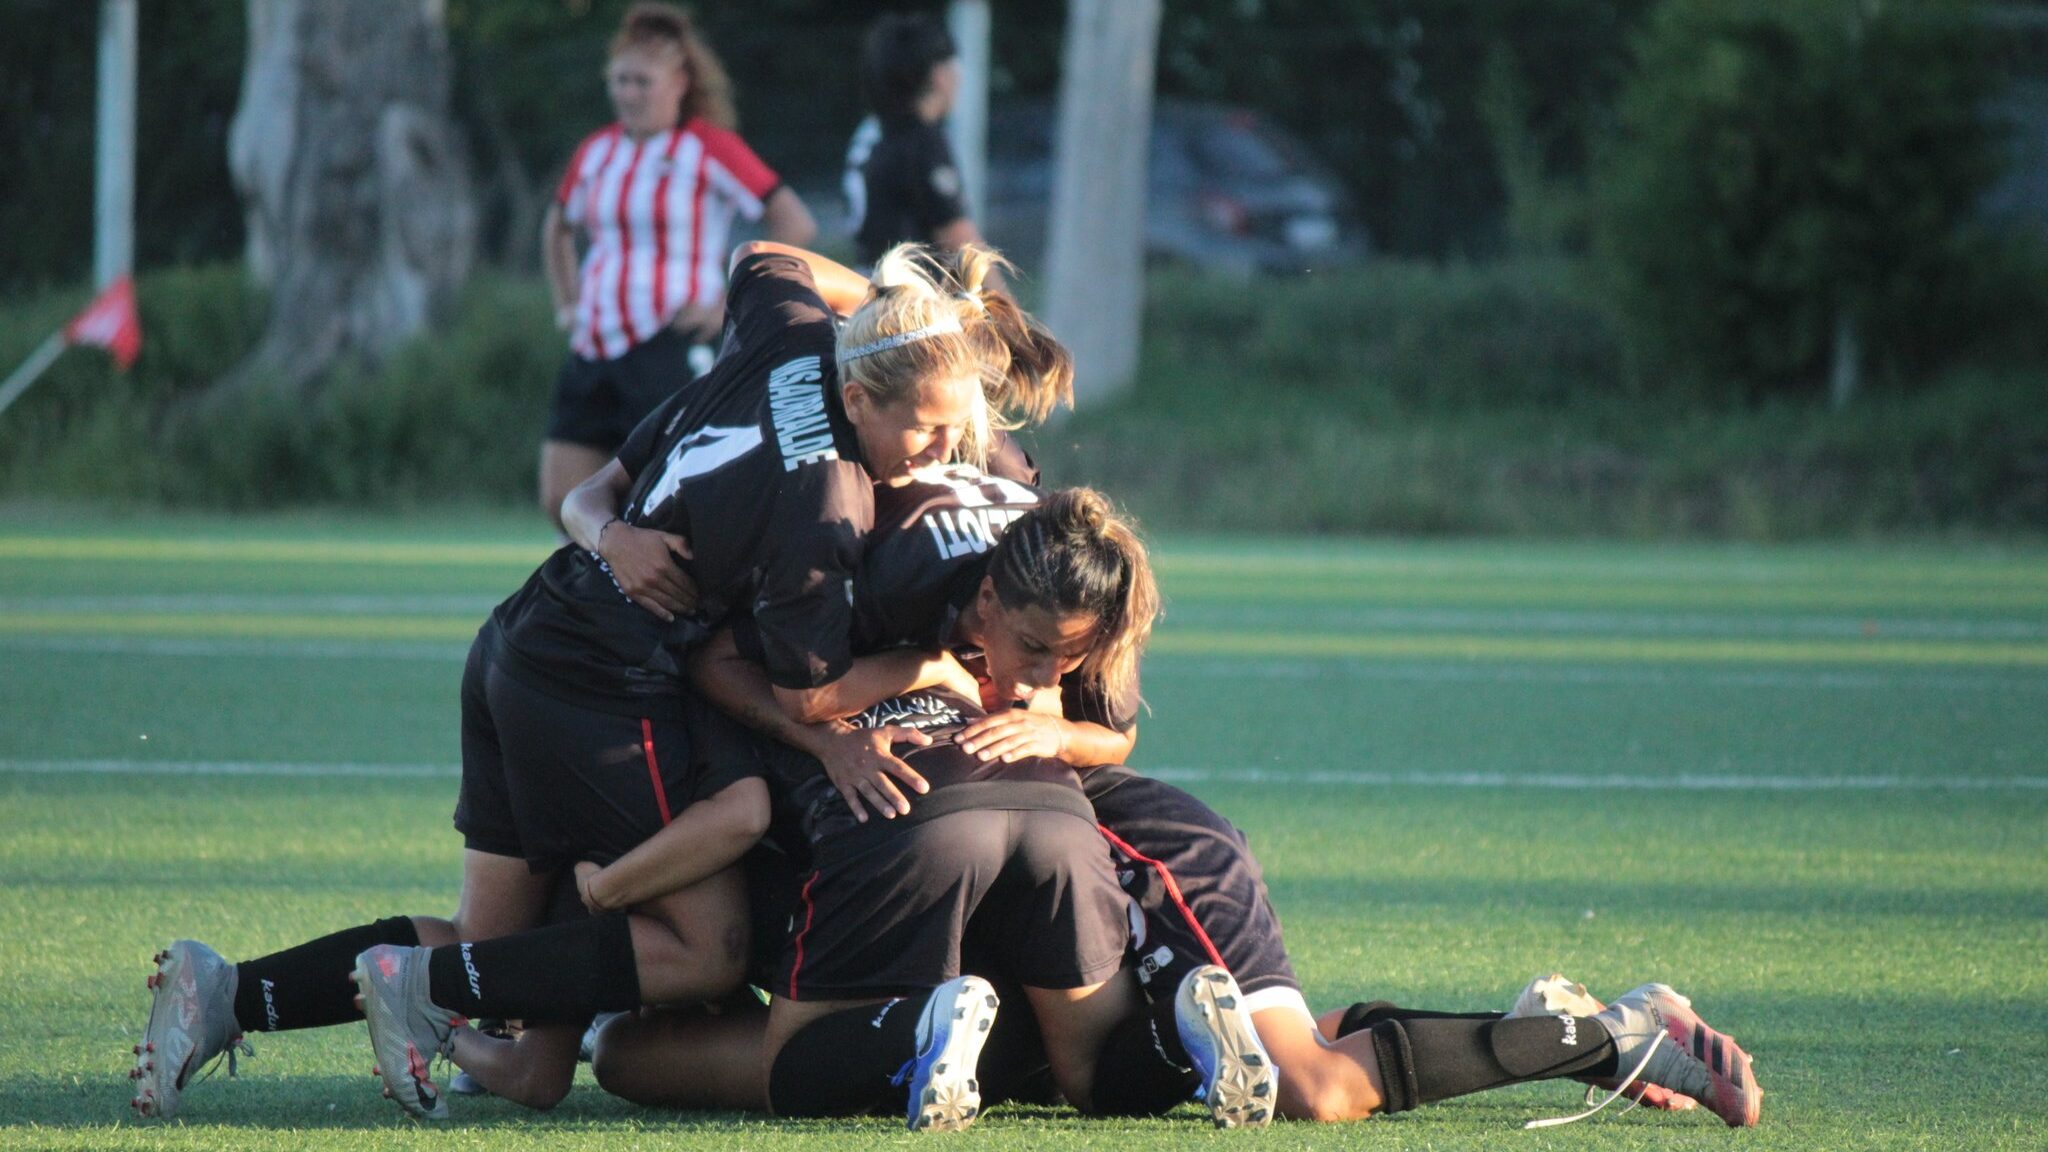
[{"x1": 1189, "y1": 113, "x2": 1297, "y2": 181}]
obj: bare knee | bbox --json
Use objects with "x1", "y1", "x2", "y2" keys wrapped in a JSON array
[{"x1": 590, "y1": 1022, "x2": 643, "y2": 1103}]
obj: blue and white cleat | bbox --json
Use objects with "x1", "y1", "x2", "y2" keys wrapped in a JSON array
[
  {"x1": 1176, "y1": 965, "x2": 1276, "y2": 1128},
  {"x1": 904, "y1": 976, "x2": 1000, "y2": 1132}
]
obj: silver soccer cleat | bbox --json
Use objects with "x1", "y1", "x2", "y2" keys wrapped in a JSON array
[
  {"x1": 354, "y1": 945, "x2": 464, "y2": 1120},
  {"x1": 131, "y1": 940, "x2": 252, "y2": 1120}
]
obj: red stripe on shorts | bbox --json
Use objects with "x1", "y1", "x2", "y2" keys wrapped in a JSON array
[
  {"x1": 788, "y1": 870, "x2": 822, "y2": 1000},
  {"x1": 1098, "y1": 824, "x2": 1227, "y2": 969},
  {"x1": 640, "y1": 718, "x2": 672, "y2": 826}
]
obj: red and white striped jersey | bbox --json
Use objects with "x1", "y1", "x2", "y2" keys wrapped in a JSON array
[{"x1": 556, "y1": 118, "x2": 781, "y2": 361}]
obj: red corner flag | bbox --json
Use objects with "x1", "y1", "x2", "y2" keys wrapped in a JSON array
[{"x1": 64, "y1": 275, "x2": 142, "y2": 371}]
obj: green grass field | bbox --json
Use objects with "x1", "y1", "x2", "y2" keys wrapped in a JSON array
[{"x1": 2, "y1": 509, "x2": 2044, "y2": 1150}]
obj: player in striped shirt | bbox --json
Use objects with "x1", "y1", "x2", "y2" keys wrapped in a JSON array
[{"x1": 539, "y1": 3, "x2": 816, "y2": 534}]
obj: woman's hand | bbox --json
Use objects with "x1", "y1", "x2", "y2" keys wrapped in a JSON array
[
  {"x1": 814, "y1": 722, "x2": 932, "y2": 823},
  {"x1": 596, "y1": 520, "x2": 697, "y2": 622},
  {"x1": 957, "y1": 708, "x2": 1068, "y2": 764}
]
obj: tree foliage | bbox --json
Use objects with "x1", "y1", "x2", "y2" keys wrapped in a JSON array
[
  {"x1": 2, "y1": 0, "x2": 1667, "y2": 290},
  {"x1": 1593, "y1": 0, "x2": 2002, "y2": 400}
]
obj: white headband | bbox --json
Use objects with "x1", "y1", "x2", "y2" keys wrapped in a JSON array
[{"x1": 842, "y1": 315, "x2": 964, "y2": 361}]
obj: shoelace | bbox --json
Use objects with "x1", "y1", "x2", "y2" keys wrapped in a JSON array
[
  {"x1": 1523, "y1": 1030, "x2": 1662, "y2": 1130},
  {"x1": 188, "y1": 1035, "x2": 256, "y2": 1088}
]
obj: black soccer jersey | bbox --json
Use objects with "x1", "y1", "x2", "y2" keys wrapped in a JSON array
[
  {"x1": 759, "y1": 688, "x2": 1092, "y2": 852},
  {"x1": 492, "y1": 252, "x2": 873, "y2": 716},
  {"x1": 853, "y1": 466, "x2": 1142, "y2": 733},
  {"x1": 851, "y1": 116, "x2": 970, "y2": 267}
]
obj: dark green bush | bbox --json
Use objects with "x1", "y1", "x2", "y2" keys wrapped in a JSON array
[
  {"x1": 1592, "y1": 0, "x2": 2003, "y2": 399},
  {"x1": 1132, "y1": 260, "x2": 1624, "y2": 419},
  {"x1": 5, "y1": 259, "x2": 2044, "y2": 538}
]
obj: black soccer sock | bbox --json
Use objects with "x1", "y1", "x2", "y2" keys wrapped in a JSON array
[
  {"x1": 1368, "y1": 1016, "x2": 1619, "y2": 1113},
  {"x1": 1083, "y1": 993, "x2": 1199, "y2": 1116},
  {"x1": 1334, "y1": 1000, "x2": 1502, "y2": 1038},
  {"x1": 972, "y1": 985, "x2": 1053, "y2": 1108},
  {"x1": 231, "y1": 916, "x2": 420, "y2": 1033},
  {"x1": 425, "y1": 913, "x2": 639, "y2": 1025},
  {"x1": 768, "y1": 995, "x2": 923, "y2": 1117}
]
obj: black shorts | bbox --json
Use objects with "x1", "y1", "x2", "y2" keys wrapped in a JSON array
[
  {"x1": 546, "y1": 328, "x2": 704, "y2": 452},
  {"x1": 1086, "y1": 768, "x2": 1302, "y2": 1011},
  {"x1": 741, "y1": 843, "x2": 806, "y2": 991},
  {"x1": 776, "y1": 806, "x2": 1129, "y2": 1002},
  {"x1": 453, "y1": 626, "x2": 747, "y2": 873}
]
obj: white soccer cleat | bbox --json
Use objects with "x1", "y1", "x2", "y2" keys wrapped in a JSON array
[
  {"x1": 904, "y1": 976, "x2": 1000, "y2": 1132},
  {"x1": 1507, "y1": 973, "x2": 1698, "y2": 1114},
  {"x1": 1176, "y1": 965, "x2": 1276, "y2": 1128}
]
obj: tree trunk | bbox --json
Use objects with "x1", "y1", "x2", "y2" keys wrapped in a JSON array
[
  {"x1": 1043, "y1": 0, "x2": 1161, "y2": 408},
  {"x1": 226, "y1": 0, "x2": 475, "y2": 395}
]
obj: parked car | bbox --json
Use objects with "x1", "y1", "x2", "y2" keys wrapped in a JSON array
[{"x1": 979, "y1": 98, "x2": 1366, "y2": 275}]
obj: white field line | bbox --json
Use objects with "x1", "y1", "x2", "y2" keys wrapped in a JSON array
[
  {"x1": 0, "y1": 759, "x2": 455, "y2": 778},
  {"x1": 7, "y1": 635, "x2": 2048, "y2": 691},
  {"x1": 8, "y1": 595, "x2": 2045, "y2": 641},
  {"x1": 1147, "y1": 656, "x2": 2048, "y2": 692},
  {"x1": 0, "y1": 636, "x2": 472, "y2": 661},
  {"x1": 2, "y1": 758, "x2": 2044, "y2": 792}
]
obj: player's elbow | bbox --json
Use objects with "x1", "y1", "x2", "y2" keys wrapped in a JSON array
[{"x1": 729, "y1": 240, "x2": 774, "y2": 273}]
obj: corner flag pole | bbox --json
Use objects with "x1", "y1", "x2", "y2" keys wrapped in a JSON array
[
  {"x1": 3, "y1": 0, "x2": 140, "y2": 425},
  {"x1": 0, "y1": 335, "x2": 69, "y2": 421}
]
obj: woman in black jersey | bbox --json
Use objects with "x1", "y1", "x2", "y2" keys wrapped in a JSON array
[
  {"x1": 843, "y1": 13, "x2": 989, "y2": 269},
  {"x1": 126, "y1": 241, "x2": 1076, "y2": 1123}
]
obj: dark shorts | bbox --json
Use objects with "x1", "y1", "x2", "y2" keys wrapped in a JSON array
[
  {"x1": 454, "y1": 626, "x2": 738, "y2": 874},
  {"x1": 1086, "y1": 768, "x2": 1301, "y2": 1007},
  {"x1": 741, "y1": 843, "x2": 806, "y2": 991},
  {"x1": 776, "y1": 806, "x2": 1129, "y2": 1002},
  {"x1": 546, "y1": 328, "x2": 704, "y2": 452}
]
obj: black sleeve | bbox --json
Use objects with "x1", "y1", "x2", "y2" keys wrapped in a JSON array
[
  {"x1": 1061, "y1": 667, "x2": 1141, "y2": 734},
  {"x1": 726, "y1": 251, "x2": 832, "y2": 358},
  {"x1": 912, "y1": 130, "x2": 970, "y2": 235},
  {"x1": 751, "y1": 458, "x2": 875, "y2": 690}
]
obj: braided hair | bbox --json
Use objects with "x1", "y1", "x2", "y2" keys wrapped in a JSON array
[{"x1": 986, "y1": 488, "x2": 1159, "y2": 712}]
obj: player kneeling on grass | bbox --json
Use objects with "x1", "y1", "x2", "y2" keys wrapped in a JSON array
[{"x1": 1078, "y1": 765, "x2": 1762, "y2": 1129}]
